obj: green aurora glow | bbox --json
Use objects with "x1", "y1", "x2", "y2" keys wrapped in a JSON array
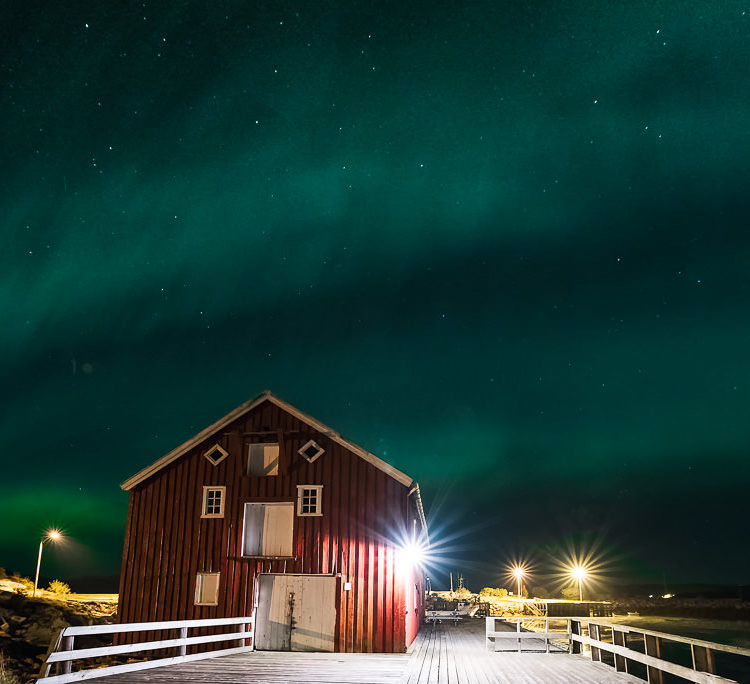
[{"x1": 2, "y1": 0, "x2": 749, "y2": 588}]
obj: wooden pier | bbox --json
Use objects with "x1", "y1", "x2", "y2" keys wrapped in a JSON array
[{"x1": 94, "y1": 620, "x2": 639, "y2": 683}]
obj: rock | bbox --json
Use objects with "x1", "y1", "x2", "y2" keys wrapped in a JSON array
[{"x1": 22, "y1": 615, "x2": 70, "y2": 647}]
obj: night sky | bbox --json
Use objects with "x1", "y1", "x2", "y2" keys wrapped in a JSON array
[{"x1": 3, "y1": 1, "x2": 749, "y2": 592}]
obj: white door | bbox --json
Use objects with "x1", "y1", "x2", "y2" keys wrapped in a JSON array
[{"x1": 255, "y1": 574, "x2": 337, "y2": 651}]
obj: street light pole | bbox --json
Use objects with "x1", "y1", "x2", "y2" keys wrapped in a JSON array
[
  {"x1": 571, "y1": 566, "x2": 586, "y2": 602},
  {"x1": 33, "y1": 529, "x2": 62, "y2": 597},
  {"x1": 33, "y1": 540, "x2": 44, "y2": 598},
  {"x1": 513, "y1": 567, "x2": 524, "y2": 598}
]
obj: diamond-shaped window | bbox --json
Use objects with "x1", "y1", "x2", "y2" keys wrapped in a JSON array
[
  {"x1": 204, "y1": 444, "x2": 229, "y2": 466},
  {"x1": 298, "y1": 439, "x2": 324, "y2": 463}
]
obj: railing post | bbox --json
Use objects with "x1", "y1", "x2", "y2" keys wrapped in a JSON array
[
  {"x1": 644, "y1": 633, "x2": 664, "y2": 684},
  {"x1": 237, "y1": 622, "x2": 255, "y2": 647},
  {"x1": 570, "y1": 619, "x2": 581, "y2": 654},
  {"x1": 613, "y1": 629, "x2": 628, "y2": 673},
  {"x1": 590, "y1": 623, "x2": 601, "y2": 662},
  {"x1": 61, "y1": 635, "x2": 74, "y2": 675},
  {"x1": 179, "y1": 626, "x2": 188, "y2": 657},
  {"x1": 485, "y1": 617, "x2": 497, "y2": 651},
  {"x1": 545, "y1": 617, "x2": 550, "y2": 653},
  {"x1": 516, "y1": 618, "x2": 521, "y2": 653},
  {"x1": 691, "y1": 644, "x2": 716, "y2": 674}
]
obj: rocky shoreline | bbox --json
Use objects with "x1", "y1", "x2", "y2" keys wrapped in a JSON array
[{"x1": 0, "y1": 589, "x2": 116, "y2": 684}]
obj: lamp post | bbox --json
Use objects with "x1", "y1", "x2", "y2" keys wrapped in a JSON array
[
  {"x1": 33, "y1": 529, "x2": 62, "y2": 597},
  {"x1": 513, "y1": 567, "x2": 524, "y2": 598},
  {"x1": 571, "y1": 566, "x2": 586, "y2": 602}
]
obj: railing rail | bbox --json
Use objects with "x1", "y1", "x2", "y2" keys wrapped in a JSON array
[
  {"x1": 485, "y1": 617, "x2": 570, "y2": 653},
  {"x1": 486, "y1": 616, "x2": 750, "y2": 684},
  {"x1": 571, "y1": 617, "x2": 749, "y2": 684},
  {"x1": 39, "y1": 616, "x2": 254, "y2": 684}
]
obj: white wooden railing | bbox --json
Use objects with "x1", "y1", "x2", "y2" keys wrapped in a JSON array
[
  {"x1": 39, "y1": 616, "x2": 254, "y2": 683},
  {"x1": 486, "y1": 616, "x2": 750, "y2": 684},
  {"x1": 485, "y1": 616, "x2": 570, "y2": 653}
]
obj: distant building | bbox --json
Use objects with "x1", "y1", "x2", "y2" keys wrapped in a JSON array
[{"x1": 117, "y1": 391, "x2": 427, "y2": 652}]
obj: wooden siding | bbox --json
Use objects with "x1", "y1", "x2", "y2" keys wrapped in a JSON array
[{"x1": 117, "y1": 399, "x2": 424, "y2": 653}]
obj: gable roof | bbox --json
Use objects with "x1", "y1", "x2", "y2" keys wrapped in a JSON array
[{"x1": 121, "y1": 390, "x2": 417, "y2": 492}]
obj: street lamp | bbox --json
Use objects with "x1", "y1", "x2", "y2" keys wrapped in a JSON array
[
  {"x1": 571, "y1": 566, "x2": 587, "y2": 602},
  {"x1": 33, "y1": 529, "x2": 63, "y2": 597},
  {"x1": 513, "y1": 566, "x2": 524, "y2": 598}
]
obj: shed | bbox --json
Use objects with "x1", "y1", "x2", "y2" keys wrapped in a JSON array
[{"x1": 117, "y1": 391, "x2": 428, "y2": 652}]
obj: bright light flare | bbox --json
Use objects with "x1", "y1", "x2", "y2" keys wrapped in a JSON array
[
  {"x1": 47, "y1": 529, "x2": 63, "y2": 542},
  {"x1": 546, "y1": 539, "x2": 612, "y2": 601},
  {"x1": 570, "y1": 566, "x2": 587, "y2": 580},
  {"x1": 399, "y1": 540, "x2": 428, "y2": 569},
  {"x1": 502, "y1": 560, "x2": 532, "y2": 598}
]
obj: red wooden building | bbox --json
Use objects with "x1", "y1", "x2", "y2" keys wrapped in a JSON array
[{"x1": 117, "y1": 391, "x2": 428, "y2": 652}]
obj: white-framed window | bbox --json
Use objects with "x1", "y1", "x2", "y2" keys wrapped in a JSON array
[
  {"x1": 247, "y1": 443, "x2": 279, "y2": 476},
  {"x1": 194, "y1": 572, "x2": 220, "y2": 606},
  {"x1": 204, "y1": 444, "x2": 229, "y2": 466},
  {"x1": 296, "y1": 485, "x2": 323, "y2": 516},
  {"x1": 298, "y1": 439, "x2": 324, "y2": 463},
  {"x1": 242, "y1": 502, "x2": 294, "y2": 557},
  {"x1": 201, "y1": 486, "x2": 225, "y2": 518}
]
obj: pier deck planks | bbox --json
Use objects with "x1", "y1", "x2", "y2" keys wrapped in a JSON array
[{"x1": 99, "y1": 620, "x2": 640, "y2": 683}]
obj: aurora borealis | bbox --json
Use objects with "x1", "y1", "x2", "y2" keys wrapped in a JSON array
[{"x1": 2, "y1": 1, "x2": 750, "y2": 590}]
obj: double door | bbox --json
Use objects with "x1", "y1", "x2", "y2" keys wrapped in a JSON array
[{"x1": 254, "y1": 574, "x2": 337, "y2": 652}]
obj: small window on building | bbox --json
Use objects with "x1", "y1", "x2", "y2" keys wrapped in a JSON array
[
  {"x1": 296, "y1": 485, "x2": 323, "y2": 516},
  {"x1": 247, "y1": 443, "x2": 279, "y2": 476},
  {"x1": 201, "y1": 486, "x2": 225, "y2": 518},
  {"x1": 204, "y1": 444, "x2": 229, "y2": 466},
  {"x1": 414, "y1": 583, "x2": 419, "y2": 610},
  {"x1": 195, "y1": 572, "x2": 220, "y2": 606},
  {"x1": 242, "y1": 502, "x2": 294, "y2": 556},
  {"x1": 298, "y1": 439, "x2": 324, "y2": 463}
]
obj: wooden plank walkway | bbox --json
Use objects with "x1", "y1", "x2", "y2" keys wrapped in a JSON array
[
  {"x1": 405, "y1": 620, "x2": 641, "y2": 683},
  {"x1": 101, "y1": 651, "x2": 406, "y2": 683},
  {"x1": 98, "y1": 620, "x2": 641, "y2": 683}
]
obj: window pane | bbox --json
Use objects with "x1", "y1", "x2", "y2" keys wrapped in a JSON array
[
  {"x1": 262, "y1": 504, "x2": 294, "y2": 556},
  {"x1": 248, "y1": 444, "x2": 279, "y2": 476},
  {"x1": 243, "y1": 502, "x2": 293, "y2": 556},
  {"x1": 204, "y1": 488, "x2": 223, "y2": 516},
  {"x1": 195, "y1": 573, "x2": 220, "y2": 605},
  {"x1": 297, "y1": 487, "x2": 321, "y2": 515},
  {"x1": 264, "y1": 445, "x2": 279, "y2": 475},
  {"x1": 243, "y1": 503, "x2": 265, "y2": 555}
]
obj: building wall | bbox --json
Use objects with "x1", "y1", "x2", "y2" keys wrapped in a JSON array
[
  {"x1": 402, "y1": 561, "x2": 424, "y2": 648},
  {"x1": 403, "y1": 491, "x2": 427, "y2": 647},
  {"x1": 117, "y1": 399, "x2": 422, "y2": 652}
]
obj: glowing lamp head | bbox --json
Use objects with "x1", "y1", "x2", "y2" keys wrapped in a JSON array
[
  {"x1": 46, "y1": 529, "x2": 62, "y2": 542},
  {"x1": 399, "y1": 540, "x2": 427, "y2": 569},
  {"x1": 571, "y1": 566, "x2": 586, "y2": 580},
  {"x1": 513, "y1": 567, "x2": 524, "y2": 579}
]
